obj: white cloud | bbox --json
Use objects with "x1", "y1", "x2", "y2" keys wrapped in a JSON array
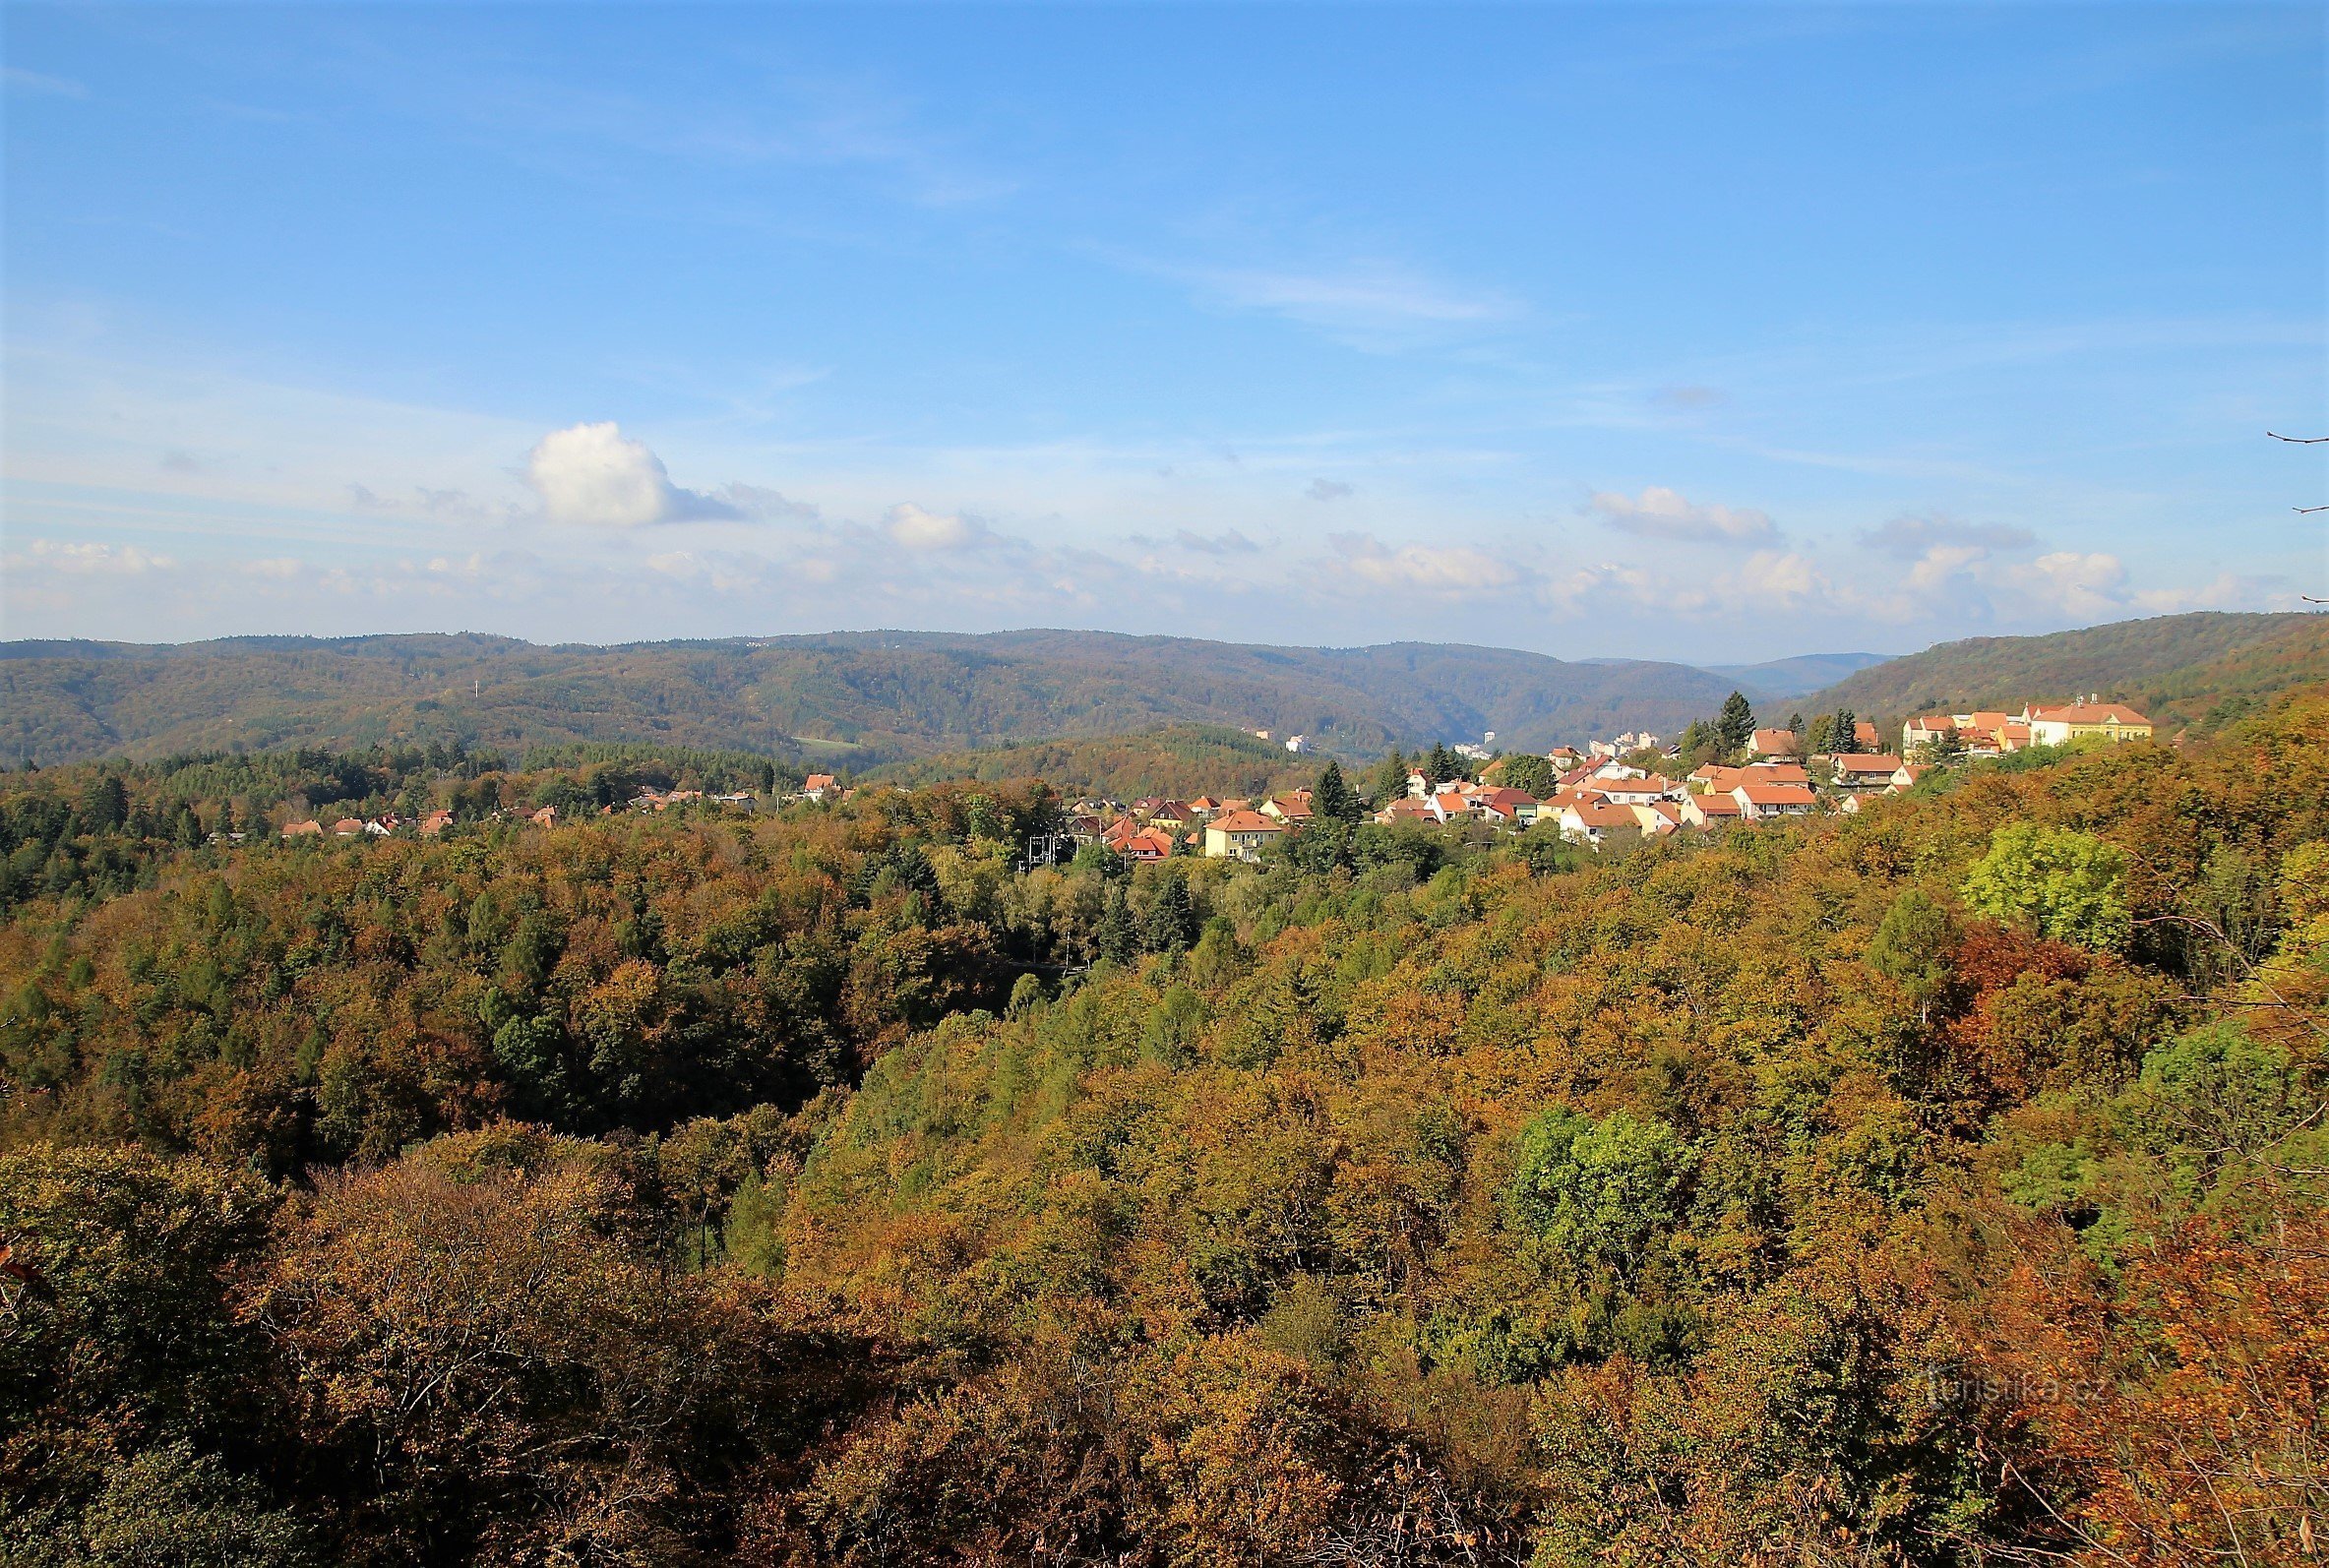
[
  {"x1": 716, "y1": 482, "x2": 820, "y2": 522},
  {"x1": 1329, "y1": 532, "x2": 1523, "y2": 594},
  {"x1": 1904, "y1": 543, "x2": 1990, "y2": 591},
  {"x1": 10, "y1": 540, "x2": 175, "y2": 575},
  {"x1": 884, "y1": 502, "x2": 984, "y2": 551},
  {"x1": 525, "y1": 421, "x2": 739, "y2": 527},
  {"x1": 1588, "y1": 486, "x2": 1778, "y2": 546},
  {"x1": 1860, "y1": 513, "x2": 2037, "y2": 557},
  {"x1": 1306, "y1": 478, "x2": 1353, "y2": 502},
  {"x1": 2007, "y1": 551, "x2": 2130, "y2": 617}
]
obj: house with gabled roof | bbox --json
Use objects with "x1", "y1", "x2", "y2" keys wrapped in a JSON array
[
  {"x1": 1117, "y1": 828, "x2": 1176, "y2": 862},
  {"x1": 1677, "y1": 792, "x2": 1745, "y2": 828},
  {"x1": 1731, "y1": 782, "x2": 1816, "y2": 820},
  {"x1": 2023, "y1": 699, "x2": 2153, "y2": 746},
  {"x1": 1557, "y1": 798, "x2": 1638, "y2": 847},
  {"x1": 1203, "y1": 810, "x2": 1285, "y2": 861},
  {"x1": 1823, "y1": 754, "x2": 1905, "y2": 791}
]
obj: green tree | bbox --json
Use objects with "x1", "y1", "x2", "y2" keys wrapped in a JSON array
[
  {"x1": 1095, "y1": 885, "x2": 1136, "y2": 965},
  {"x1": 1312, "y1": 761, "x2": 1360, "y2": 824},
  {"x1": 1961, "y1": 821, "x2": 2131, "y2": 951},
  {"x1": 1507, "y1": 1107, "x2": 1696, "y2": 1281},
  {"x1": 1364, "y1": 749, "x2": 1410, "y2": 807},
  {"x1": 1715, "y1": 692, "x2": 1756, "y2": 754},
  {"x1": 1867, "y1": 888, "x2": 1955, "y2": 1021},
  {"x1": 50, "y1": 1441, "x2": 317, "y2": 1568},
  {"x1": 79, "y1": 773, "x2": 129, "y2": 834},
  {"x1": 1497, "y1": 754, "x2": 1558, "y2": 797},
  {"x1": 1140, "y1": 873, "x2": 1197, "y2": 953}
]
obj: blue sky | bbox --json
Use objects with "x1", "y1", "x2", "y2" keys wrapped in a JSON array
[{"x1": 3, "y1": 3, "x2": 2322, "y2": 661}]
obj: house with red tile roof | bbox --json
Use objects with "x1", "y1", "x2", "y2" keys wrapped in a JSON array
[
  {"x1": 1558, "y1": 798, "x2": 1639, "y2": 846},
  {"x1": 1203, "y1": 810, "x2": 1285, "y2": 861},
  {"x1": 1678, "y1": 792, "x2": 1745, "y2": 828},
  {"x1": 1824, "y1": 754, "x2": 1906, "y2": 790},
  {"x1": 1117, "y1": 828, "x2": 1176, "y2": 862},
  {"x1": 2023, "y1": 700, "x2": 2153, "y2": 746},
  {"x1": 1731, "y1": 782, "x2": 1816, "y2": 820},
  {"x1": 1474, "y1": 786, "x2": 1542, "y2": 825},
  {"x1": 1630, "y1": 801, "x2": 1683, "y2": 835}
]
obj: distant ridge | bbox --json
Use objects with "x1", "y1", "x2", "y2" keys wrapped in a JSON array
[
  {"x1": 1796, "y1": 611, "x2": 2326, "y2": 731},
  {"x1": 0, "y1": 628, "x2": 1747, "y2": 768},
  {"x1": 1705, "y1": 651, "x2": 1892, "y2": 701}
]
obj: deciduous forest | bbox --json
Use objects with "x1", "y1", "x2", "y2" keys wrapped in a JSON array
[{"x1": 1, "y1": 685, "x2": 2323, "y2": 1566}]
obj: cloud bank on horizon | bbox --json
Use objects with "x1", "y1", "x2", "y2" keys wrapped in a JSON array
[{"x1": 1, "y1": 6, "x2": 2321, "y2": 661}]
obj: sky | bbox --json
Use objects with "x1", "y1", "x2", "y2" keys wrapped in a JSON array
[{"x1": 2, "y1": 3, "x2": 2323, "y2": 663}]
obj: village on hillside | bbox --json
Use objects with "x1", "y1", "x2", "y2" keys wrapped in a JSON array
[
  {"x1": 276, "y1": 698, "x2": 2155, "y2": 856},
  {"x1": 1045, "y1": 695, "x2": 2158, "y2": 863}
]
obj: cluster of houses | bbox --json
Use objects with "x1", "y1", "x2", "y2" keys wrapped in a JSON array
[
  {"x1": 272, "y1": 696, "x2": 2155, "y2": 857},
  {"x1": 282, "y1": 786, "x2": 767, "y2": 839},
  {"x1": 1372, "y1": 747, "x2": 1923, "y2": 848},
  {"x1": 1900, "y1": 698, "x2": 2153, "y2": 756},
  {"x1": 280, "y1": 809, "x2": 460, "y2": 840},
  {"x1": 1075, "y1": 792, "x2": 1322, "y2": 863}
]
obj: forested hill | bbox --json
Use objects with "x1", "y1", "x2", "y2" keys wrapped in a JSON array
[
  {"x1": 861, "y1": 723, "x2": 1316, "y2": 800},
  {"x1": 1, "y1": 680, "x2": 2322, "y2": 1563},
  {"x1": 1797, "y1": 610, "x2": 2327, "y2": 731},
  {"x1": 0, "y1": 630, "x2": 1743, "y2": 768}
]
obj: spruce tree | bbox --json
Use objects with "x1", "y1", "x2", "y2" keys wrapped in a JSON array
[
  {"x1": 1140, "y1": 873, "x2": 1197, "y2": 953},
  {"x1": 1096, "y1": 885, "x2": 1136, "y2": 965},
  {"x1": 1715, "y1": 692, "x2": 1756, "y2": 754},
  {"x1": 1313, "y1": 761, "x2": 1360, "y2": 823},
  {"x1": 1366, "y1": 749, "x2": 1410, "y2": 806}
]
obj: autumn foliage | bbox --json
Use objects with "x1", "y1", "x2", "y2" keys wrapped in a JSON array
[{"x1": 2, "y1": 687, "x2": 2326, "y2": 1564}]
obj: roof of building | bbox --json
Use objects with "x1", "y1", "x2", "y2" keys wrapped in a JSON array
[
  {"x1": 1831, "y1": 754, "x2": 1906, "y2": 774},
  {"x1": 2029, "y1": 702, "x2": 2152, "y2": 726},
  {"x1": 1210, "y1": 810, "x2": 1283, "y2": 833},
  {"x1": 1736, "y1": 783, "x2": 1817, "y2": 806}
]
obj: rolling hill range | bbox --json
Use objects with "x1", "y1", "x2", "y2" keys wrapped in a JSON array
[
  {"x1": 860, "y1": 724, "x2": 1318, "y2": 801},
  {"x1": 1796, "y1": 611, "x2": 2328, "y2": 734},
  {"x1": 0, "y1": 629, "x2": 1748, "y2": 768}
]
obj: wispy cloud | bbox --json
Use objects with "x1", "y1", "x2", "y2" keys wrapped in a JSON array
[
  {"x1": 1859, "y1": 513, "x2": 2036, "y2": 557},
  {"x1": 3, "y1": 67, "x2": 88, "y2": 99},
  {"x1": 1125, "y1": 254, "x2": 1522, "y2": 351},
  {"x1": 1326, "y1": 531, "x2": 1526, "y2": 595},
  {"x1": 1587, "y1": 486, "x2": 1779, "y2": 546}
]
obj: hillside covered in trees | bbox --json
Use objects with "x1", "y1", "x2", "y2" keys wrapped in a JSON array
[
  {"x1": 1800, "y1": 610, "x2": 2327, "y2": 733},
  {"x1": 0, "y1": 681, "x2": 2323, "y2": 1565},
  {"x1": 862, "y1": 724, "x2": 1315, "y2": 801},
  {"x1": 0, "y1": 630, "x2": 1747, "y2": 770}
]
